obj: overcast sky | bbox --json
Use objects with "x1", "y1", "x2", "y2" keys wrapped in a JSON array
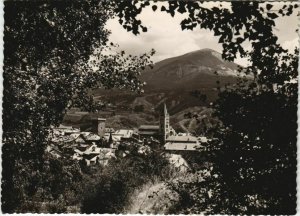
[{"x1": 106, "y1": 2, "x2": 299, "y2": 66}]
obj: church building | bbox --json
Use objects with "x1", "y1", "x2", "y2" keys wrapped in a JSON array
[
  {"x1": 138, "y1": 103, "x2": 176, "y2": 142},
  {"x1": 160, "y1": 103, "x2": 170, "y2": 143},
  {"x1": 160, "y1": 103, "x2": 176, "y2": 143},
  {"x1": 160, "y1": 104, "x2": 202, "y2": 151}
]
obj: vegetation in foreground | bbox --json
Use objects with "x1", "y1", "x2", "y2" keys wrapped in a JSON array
[{"x1": 2, "y1": 1, "x2": 298, "y2": 214}]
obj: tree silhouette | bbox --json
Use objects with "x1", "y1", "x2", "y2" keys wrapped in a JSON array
[
  {"x1": 2, "y1": 1, "x2": 153, "y2": 212},
  {"x1": 115, "y1": 1, "x2": 298, "y2": 214},
  {"x1": 115, "y1": 1, "x2": 298, "y2": 60},
  {"x1": 211, "y1": 48, "x2": 298, "y2": 214},
  {"x1": 2, "y1": 0, "x2": 298, "y2": 213}
]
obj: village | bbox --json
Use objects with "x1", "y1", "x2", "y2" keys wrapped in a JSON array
[{"x1": 47, "y1": 104, "x2": 210, "y2": 167}]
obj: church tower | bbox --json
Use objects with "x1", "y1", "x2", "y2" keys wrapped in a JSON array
[
  {"x1": 160, "y1": 103, "x2": 170, "y2": 143},
  {"x1": 91, "y1": 117, "x2": 106, "y2": 137}
]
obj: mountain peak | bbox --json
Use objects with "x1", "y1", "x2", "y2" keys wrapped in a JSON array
[
  {"x1": 141, "y1": 48, "x2": 239, "y2": 91},
  {"x1": 182, "y1": 48, "x2": 224, "y2": 62},
  {"x1": 186, "y1": 48, "x2": 216, "y2": 53}
]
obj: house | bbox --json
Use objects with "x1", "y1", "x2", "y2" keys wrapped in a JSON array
[
  {"x1": 73, "y1": 152, "x2": 83, "y2": 160},
  {"x1": 74, "y1": 144, "x2": 116, "y2": 166},
  {"x1": 164, "y1": 135, "x2": 201, "y2": 151},
  {"x1": 138, "y1": 125, "x2": 160, "y2": 136},
  {"x1": 82, "y1": 154, "x2": 99, "y2": 166},
  {"x1": 117, "y1": 129, "x2": 134, "y2": 139},
  {"x1": 104, "y1": 129, "x2": 134, "y2": 142},
  {"x1": 69, "y1": 132, "x2": 102, "y2": 145},
  {"x1": 51, "y1": 134, "x2": 75, "y2": 144},
  {"x1": 46, "y1": 144, "x2": 62, "y2": 158},
  {"x1": 54, "y1": 124, "x2": 80, "y2": 135},
  {"x1": 76, "y1": 143, "x2": 90, "y2": 152},
  {"x1": 82, "y1": 133, "x2": 102, "y2": 144},
  {"x1": 112, "y1": 129, "x2": 134, "y2": 141}
]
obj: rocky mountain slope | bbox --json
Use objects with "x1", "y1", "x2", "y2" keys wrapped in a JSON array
[
  {"x1": 64, "y1": 49, "x2": 241, "y2": 131},
  {"x1": 141, "y1": 48, "x2": 240, "y2": 91}
]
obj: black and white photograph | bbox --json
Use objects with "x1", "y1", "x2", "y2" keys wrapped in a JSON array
[{"x1": 2, "y1": 0, "x2": 299, "y2": 214}]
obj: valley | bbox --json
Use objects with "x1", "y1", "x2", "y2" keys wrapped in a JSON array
[{"x1": 63, "y1": 48, "x2": 239, "y2": 136}]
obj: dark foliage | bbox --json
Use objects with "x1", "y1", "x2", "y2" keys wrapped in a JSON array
[
  {"x1": 134, "y1": 104, "x2": 144, "y2": 112},
  {"x1": 2, "y1": 0, "x2": 153, "y2": 213},
  {"x1": 81, "y1": 145, "x2": 169, "y2": 213},
  {"x1": 2, "y1": 0, "x2": 298, "y2": 214},
  {"x1": 211, "y1": 49, "x2": 298, "y2": 214},
  {"x1": 121, "y1": 1, "x2": 298, "y2": 214},
  {"x1": 116, "y1": 1, "x2": 298, "y2": 61}
]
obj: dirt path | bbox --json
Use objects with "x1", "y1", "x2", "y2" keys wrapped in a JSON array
[
  {"x1": 124, "y1": 181, "x2": 177, "y2": 214},
  {"x1": 124, "y1": 154, "x2": 190, "y2": 214},
  {"x1": 178, "y1": 119, "x2": 190, "y2": 133}
]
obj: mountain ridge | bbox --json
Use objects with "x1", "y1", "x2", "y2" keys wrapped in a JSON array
[
  {"x1": 141, "y1": 48, "x2": 240, "y2": 91},
  {"x1": 66, "y1": 48, "x2": 245, "y2": 131}
]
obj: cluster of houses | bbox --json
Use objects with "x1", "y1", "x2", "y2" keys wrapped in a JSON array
[
  {"x1": 139, "y1": 104, "x2": 209, "y2": 151},
  {"x1": 47, "y1": 104, "x2": 209, "y2": 166},
  {"x1": 47, "y1": 122, "x2": 143, "y2": 166}
]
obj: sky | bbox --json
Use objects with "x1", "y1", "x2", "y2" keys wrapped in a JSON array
[{"x1": 106, "y1": 2, "x2": 299, "y2": 66}]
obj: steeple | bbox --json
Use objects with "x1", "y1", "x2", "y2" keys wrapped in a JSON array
[
  {"x1": 164, "y1": 103, "x2": 168, "y2": 115},
  {"x1": 160, "y1": 103, "x2": 170, "y2": 143}
]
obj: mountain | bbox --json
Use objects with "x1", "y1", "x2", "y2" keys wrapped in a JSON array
[
  {"x1": 141, "y1": 48, "x2": 240, "y2": 91},
  {"x1": 70, "y1": 48, "x2": 243, "y2": 130},
  {"x1": 90, "y1": 49, "x2": 243, "y2": 114}
]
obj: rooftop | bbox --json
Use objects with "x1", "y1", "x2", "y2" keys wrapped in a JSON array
[
  {"x1": 115, "y1": 129, "x2": 133, "y2": 135},
  {"x1": 58, "y1": 124, "x2": 73, "y2": 129},
  {"x1": 166, "y1": 135, "x2": 198, "y2": 142},
  {"x1": 164, "y1": 142, "x2": 201, "y2": 151},
  {"x1": 139, "y1": 131, "x2": 158, "y2": 136},
  {"x1": 84, "y1": 133, "x2": 101, "y2": 141},
  {"x1": 91, "y1": 117, "x2": 106, "y2": 121},
  {"x1": 139, "y1": 125, "x2": 160, "y2": 130}
]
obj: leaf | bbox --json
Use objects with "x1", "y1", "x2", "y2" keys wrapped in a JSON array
[
  {"x1": 178, "y1": 5, "x2": 186, "y2": 14},
  {"x1": 236, "y1": 37, "x2": 243, "y2": 44},
  {"x1": 267, "y1": 13, "x2": 279, "y2": 19},
  {"x1": 142, "y1": 26, "x2": 147, "y2": 32},
  {"x1": 218, "y1": 35, "x2": 226, "y2": 43},
  {"x1": 152, "y1": 5, "x2": 157, "y2": 12},
  {"x1": 259, "y1": 7, "x2": 264, "y2": 12},
  {"x1": 266, "y1": 4, "x2": 273, "y2": 10}
]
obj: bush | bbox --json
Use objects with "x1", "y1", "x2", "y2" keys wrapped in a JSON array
[
  {"x1": 81, "y1": 145, "x2": 170, "y2": 213},
  {"x1": 134, "y1": 105, "x2": 144, "y2": 112}
]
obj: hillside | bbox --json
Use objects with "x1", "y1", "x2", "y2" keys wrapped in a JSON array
[
  {"x1": 141, "y1": 48, "x2": 240, "y2": 91},
  {"x1": 91, "y1": 49, "x2": 241, "y2": 112},
  {"x1": 64, "y1": 49, "x2": 241, "y2": 129}
]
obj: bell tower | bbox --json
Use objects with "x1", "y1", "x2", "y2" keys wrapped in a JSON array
[
  {"x1": 91, "y1": 118, "x2": 106, "y2": 137},
  {"x1": 160, "y1": 103, "x2": 170, "y2": 143}
]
